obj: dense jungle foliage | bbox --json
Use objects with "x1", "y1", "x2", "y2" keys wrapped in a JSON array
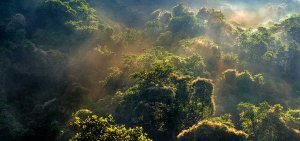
[{"x1": 1, "y1": 0, "x2": 300, "y2": 141}]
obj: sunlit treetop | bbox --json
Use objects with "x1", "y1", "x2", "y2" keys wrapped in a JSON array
[
  {"x1": 177, "y1": 120, "x2": 248, "y2": 141},
  {"x1": 68, "y1": 109, "x2": 152, "y2": 141}
]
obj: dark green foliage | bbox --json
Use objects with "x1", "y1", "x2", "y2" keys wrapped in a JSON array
[
  {"x1": 0, "y1": 1, "x2": 100, "y2": 140},
  {"x1": 237, "y1": 27, "x2": 282, "y2": 63},
  {"x1": 145, "y1": 20, "x2": 165, "y2": 39},
  {"x1": 100, "y1": 67, "x2": 128, "y2": 95},
  {"x1": 196, "y1": 7, "x2": 237, "y2": 45},
  {"x1": 191, "y1": 78, "x2": 215, "y2": 117},
  {"x1": 168, "y1": 15, "x2": 205, "y2": 39},
  {"x1": 238, "y1": 102, "x2": 300, "y2": 141},
  {"x1": 25, "y1": 0, "x2": 104, "y2": 50},
  {"x1": 215, "y1": 69, "x2": 264, "y2": 119},
  {"x1": 124, "y1": 48, "x2": 209, "y2": 77},
  {"x1": 146, "y1": 4, "x2": 207, "y2": 46},
  {"x1": 172, "y1": 3, "x2": 192, "y2": 17},
  {"x1": 177, "y1": 37, "x2": 222, "y2": 77},
  {"x1": 0, "y1": 40, "x2": 85, "y2": 140},
  {"x1": 288, "y1": 23, "x2": 300, "y2": 43},
  {"x1": 131, "y1": 64, "x2": 173, "y2": 88},
  {"x1": 197, "y1": 7, "x2": 225, "y2": 24},
  {"x1": 43, "y1": 0, "x2": 99, "y2": 31},
  {"x1": 91, "y1": 0, "x2": 179, "y2": 28},
  {"x1": 221, "y1": 53, "x2": 239, "y2": 69},
  {"x1": 168, "y1": 4, "x2": 205, "y2": 40},
  {"x1": 115, "y1": 64, "x2": 215, "y2": 140}
]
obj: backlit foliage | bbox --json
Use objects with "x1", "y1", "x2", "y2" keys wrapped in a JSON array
[
  {"x1": 68, "y1": 109, "x2": 151, "y2": 141},
  {"x1": 177, "y1": 120, "x2": 248, "y2": 141}
]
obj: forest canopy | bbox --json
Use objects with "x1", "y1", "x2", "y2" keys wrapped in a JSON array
[{"x1": 0, "y1": 0, "x2": 300, "y2": 141}]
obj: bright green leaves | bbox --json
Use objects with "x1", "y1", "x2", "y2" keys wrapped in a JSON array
[
  {"x1": 283, "y1": 109, "x2": 300, "y2": 130},
  {"x1": 68, "y1": 109, "x2": 151, "y2": 141},
  {"x1": 45, "y1": 0, "x2": 99, "y2": 31}
]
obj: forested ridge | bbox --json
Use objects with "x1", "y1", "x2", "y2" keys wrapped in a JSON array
[{"x1": 1, "y1": 0, "x2": 300, "y2": 141}]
